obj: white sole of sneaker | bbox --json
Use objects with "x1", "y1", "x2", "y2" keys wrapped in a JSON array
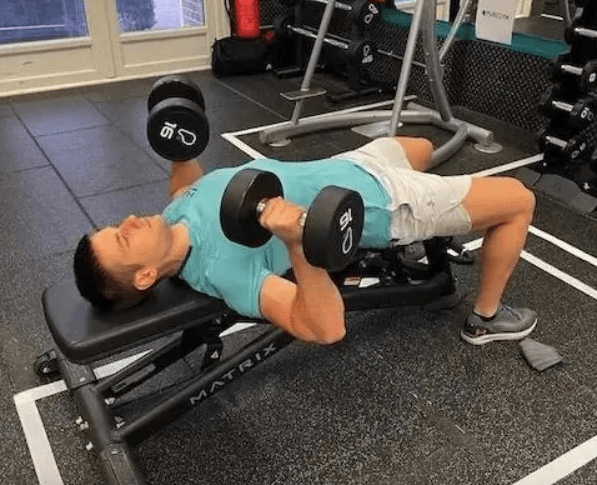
[{"x1": 460, "y1": 318, "x2": 538, "y2": 346}]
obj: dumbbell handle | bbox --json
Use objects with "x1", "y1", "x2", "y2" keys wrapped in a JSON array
[
  {"x1": 544, "y1": 135, "x2": 567, "y2": 149},
  {"x1": 308, "y1": 0, "x2": 352, "y2": 11},
  {"x1": 572, "y1": 26, "x2": 597, "y2": 39},
  {"x1": 561, "y1": 64, "x2": 583, "y2": 76},
  {"x1": 256, "y1": 200, "x2": 308, "y2": 227},
  {"x1": 551, "y1": 100, "x2": 574, "y2": 113}
]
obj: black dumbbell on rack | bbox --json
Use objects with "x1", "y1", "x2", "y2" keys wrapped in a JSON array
[
  {"x1": 537, "y1": 127, "x2": 590, "y2": 162},
  {"x1": 539, "y1": 84, "x2": 597, "y2": 128},
  {"x1": 274, "y1": 15, "x2": 376, "y2": 69},
  {"x1": 146, "y1": 75, "x2": 210, "y2": 161},
  {"x1": 550, "y1": 56, "x2": 597, "y2": 93},
  {"x1": 220, "y1": 168, "x2": 364, "y2": 272},
  {"x1": 280, "y1": 0, "x2": 380, "y2": 31}
]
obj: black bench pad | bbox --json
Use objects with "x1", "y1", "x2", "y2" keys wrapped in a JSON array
[{"x1": 43, "y1": 279, "x2": 229, "y2": 364}]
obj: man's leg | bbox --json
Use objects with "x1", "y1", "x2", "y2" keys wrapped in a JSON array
[{"x1": 460, "y1": 176, "x2": 537, "y2": 344}]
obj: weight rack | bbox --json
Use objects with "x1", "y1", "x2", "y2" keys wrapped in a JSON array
[
  {"x1": 518, "y1": 0, "x2": 597, "y2": 214},
  {"x1": 260, "y1": 0, "x2": 502, "y2": 168}
]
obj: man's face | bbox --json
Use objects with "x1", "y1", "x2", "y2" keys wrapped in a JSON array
[{"x1": 91, "y1": 214, "x2": 172, "y2": 283}]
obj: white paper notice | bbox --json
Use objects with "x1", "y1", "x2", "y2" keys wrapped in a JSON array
[{"x1": 475, "y1": 0, "x2": 517, "y2": 45}]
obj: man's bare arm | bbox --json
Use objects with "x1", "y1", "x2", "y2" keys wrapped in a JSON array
[
  {"x1": 168, "y1": 159, "x2": 204, "y2": 198},
  {"x1": 258, "y1": 198, "x2": 346, "y2": 344}
]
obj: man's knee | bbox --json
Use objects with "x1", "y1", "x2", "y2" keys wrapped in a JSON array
[
  {"x1": 398, "y1": 137, "x2": 434, "y2": 172},
  {"x1": 513, "y1": 179, "x2": 536, "y2": 219}
]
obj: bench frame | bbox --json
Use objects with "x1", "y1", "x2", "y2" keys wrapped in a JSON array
[{"x1": 38, "y1": 237, "x2": 460, "y2": 484}]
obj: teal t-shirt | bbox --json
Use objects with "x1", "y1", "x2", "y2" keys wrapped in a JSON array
[{"x1": 163, "y1": 158, "x2": 391, "y2": 318}]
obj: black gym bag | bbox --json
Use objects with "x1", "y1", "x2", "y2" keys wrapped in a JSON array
[
  {"x1": 210, "y1": 0, "x2": 269, "y2": 77},
  {"x1": 211, "y1": 36, "x2": 269, "y2": 77}
]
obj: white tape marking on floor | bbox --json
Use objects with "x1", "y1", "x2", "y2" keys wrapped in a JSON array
[
  {"x1": 461, "y1": 238, "x2": 597, "y2": 302},
  {"x1": 13, "y1": 395, "x2": 64, "y2": 485},
  {"x1": 221, "y1": 133, "x2": 265, "y2": 160},
  {"x1": 529, "y1": 226, "x2": 597, "y2": 269},
  {"x1": 225, "y1": 98, "x2": 401, "y2": 138},
  {"x1": 511, "y1": 435, "x2": 597, "y2": 485},
  {"x1": 472, "y1": 154, "x2": 543, "y2": 178},
  {"x1": 520, "y1": 250, "x2": 597, "y2": 301}
]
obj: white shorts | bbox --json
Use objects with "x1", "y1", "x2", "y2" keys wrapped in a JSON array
[{"x1": 332, "y1": 137, "x2": 473, "y2": 245}]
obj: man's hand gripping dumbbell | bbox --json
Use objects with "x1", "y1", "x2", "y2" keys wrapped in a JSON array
[{"x1": 220, "y1": 168, "x2": 365, "y2": 272}]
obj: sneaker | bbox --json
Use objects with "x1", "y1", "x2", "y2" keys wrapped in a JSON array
[{"x1": 461, "y1": 304, "x2": 537, "y2": 345}]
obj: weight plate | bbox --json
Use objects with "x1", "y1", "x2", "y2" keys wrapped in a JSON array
[
  {"x1": 147, "y1": 97, "x2": 209, "y2": 161},
  {"x1": 303, "y1": 186, "x2": 364, "y2": 271},
  {"x1": 148, "y1": 75, "x2": 206, "y2": 113},
  {"x1": 220, "y1": 169, "x2": 284, "y2": 248}
]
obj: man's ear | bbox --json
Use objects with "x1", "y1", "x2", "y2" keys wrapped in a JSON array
[{"x1": 133, "y1": 266, "x2": 157, "y2": 291}]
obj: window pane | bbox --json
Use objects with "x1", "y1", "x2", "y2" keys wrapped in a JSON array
[
  {"x1": 116, "y1": 0, "x2": 205, "y2": 33},
  {"x1": 1, "y1": 0, "x2": 88, "y2": 45}
]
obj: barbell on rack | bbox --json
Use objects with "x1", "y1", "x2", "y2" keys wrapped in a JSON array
[
  {"x1": 274, "y1": 15, "x2": 376, "y2": 68},
  {"x1": 280, "y1": 0, "x2": 380, "y2": 31}
]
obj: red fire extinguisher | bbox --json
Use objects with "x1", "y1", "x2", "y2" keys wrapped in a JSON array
[{"x1": 232, "y1": 0, "x2": 261, "y2": 40}]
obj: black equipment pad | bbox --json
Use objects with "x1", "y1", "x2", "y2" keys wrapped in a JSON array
[{"x1": 43, "y1": 279, "x2": 228, "y2": 364}]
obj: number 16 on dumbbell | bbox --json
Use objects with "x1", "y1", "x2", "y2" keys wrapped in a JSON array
[{"x1": 220, "y1": 169, "x2": 364, "y2": 272}]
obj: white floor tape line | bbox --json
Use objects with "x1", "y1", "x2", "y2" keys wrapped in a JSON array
[
  {"x1": 511, "y1": 435, "x2": 597, "y2": 485},
  {"x1": 529, "y1": 226, "x2": 597, "y2": 269},
  {"x1": 472, "y1": 154, "x2": 544, "y2": 178}
]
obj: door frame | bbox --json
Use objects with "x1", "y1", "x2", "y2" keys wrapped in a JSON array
[{"x1": 0, "y1": 0, "x2": 229, "y2": 98}]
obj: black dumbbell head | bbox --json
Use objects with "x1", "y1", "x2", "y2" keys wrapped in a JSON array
[
  {"x1": 273, "y1": 14, "x2": 293, "y2": 37},
  {"x1": 147, "y1": 97, "x2": 209, "y2": 161},
  {"x1": 220, "y1": 169, "x2": 284, "y2": 248},
  {"x1": 303, "y1": 186, "x2": 364, "y2": 272},
  {"x1": 347, "y1": 40, "x2": 376, "y2": 67},
  {"x1": 350, "y1": 0, "x2": 380, "y2": 31},
  {"x1": 148, "y1": 75, "x2": 206, "y2": 113},
  {"x1": 570, "y1": 97, "x2": 597, "y2": 127}
]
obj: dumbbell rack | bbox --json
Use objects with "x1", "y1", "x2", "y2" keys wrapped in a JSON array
[
  {"x1": 260, "y1": 0, "x2": 502, "y2": 168},
  {"x1": 518, "y1": 0, "x2": 597, "y2": 214}
]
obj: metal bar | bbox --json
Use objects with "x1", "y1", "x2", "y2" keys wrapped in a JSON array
[
  {"x1": 308, "y1": 0, "x2": 352, "y2": 11},
  {"x1": 388, "y1": 0, "x2": 426, "y2": 135},
  {"x1": 290, "y1": 0, "x2": 339, "y2": 124},
  {"x1": 291, "y1": 25, "x2": 348, "y2": 49},
  {"x1": 421, "y1": 0, "x2": 454, "y2": 122},
  {"x1": 575, "y1": 27, "x2": 597, "y2": 39},
  {"x1": 439, "y1": 0, "x2": 473, "y2": 62}
]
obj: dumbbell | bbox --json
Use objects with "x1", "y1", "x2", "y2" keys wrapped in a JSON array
[
  {"x1": 539, "y1": 85, "x2": 597, "y2": 128},
  {"x1": 274, "y1": 15, "x2": 376, "y2": 68},
  {"x1": 280, "y1": 0, "x2": 380, "y2": 31},
  {"x1": 536, "y1": 127, "x2": 590, "y2": 162},
  {"x1": 564, "y1": 20, "x2": 597, "y2": 45},
  {"x1": 146, "y1": 75, "x2": 210, "y2": 161},
  {"x1": 551, "y1": 56, "x2": 597, "y2": 93},
  {"x1": 220, "y1": 168, "x2": 364, "y2": 272}
]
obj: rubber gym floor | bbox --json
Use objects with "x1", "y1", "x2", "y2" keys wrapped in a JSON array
[{"x1": 1, "y1": 69, "x2": 597, "y2": 485}]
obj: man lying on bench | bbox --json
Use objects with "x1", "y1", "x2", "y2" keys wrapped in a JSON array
[{"x1": 73, "y1": 136, "x2": 537, "y2": 346}]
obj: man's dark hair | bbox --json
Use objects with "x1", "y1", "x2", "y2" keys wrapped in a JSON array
[{"x1": 73, "y1": 234, "x2": 149, "y2": 312}]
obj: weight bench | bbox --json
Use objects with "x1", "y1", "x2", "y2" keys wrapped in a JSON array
[{"x1": 38, "y1": 238, "x2": 457, "y2": 485}]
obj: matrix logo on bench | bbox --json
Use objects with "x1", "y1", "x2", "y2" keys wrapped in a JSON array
[{"x1": 189, "y1": 342, "x2": 279, "y2": 405}]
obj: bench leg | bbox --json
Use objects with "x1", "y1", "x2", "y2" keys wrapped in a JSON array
[{"x1": 56, "y1": 351, "x2": 147, "y2": 484}]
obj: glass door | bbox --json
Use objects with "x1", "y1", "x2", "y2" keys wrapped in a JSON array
[{"x1": 0, "y1": 0, "x2": 228, "y2": 96}]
